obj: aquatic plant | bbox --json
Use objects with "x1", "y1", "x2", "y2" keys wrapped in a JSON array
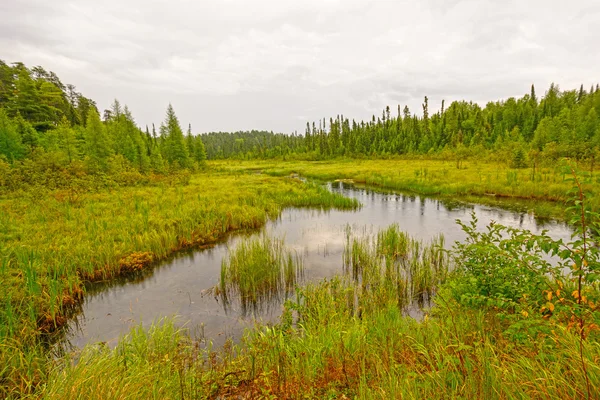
[
  {"x1": 216, "y1": 158, "x2": 600, "y2": 220},
  {"x1": 217, "y1": 234, "x2": 304, "y2": 315},
  {"x1": 343, "y1": 224, "x2": 449, "y2": 311}
]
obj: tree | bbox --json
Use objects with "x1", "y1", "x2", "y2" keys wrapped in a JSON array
[
  {"x1": 161, "y1": 104, "x2": 190, "y2": 168},
  {"x1": 57, "y1": 116, "x2": 78, "y2": 163},
  {"x1": 0, "y1": 109, "x2": 25, "y2": 161},
  {"x1": 510, "y1": 147, "x2": 527, "y2": 169},
  {"x1": 84, "y1": 109, "x2": 112, "y2": 172},
  {"x1": 13, "y1": 113, "x2": 38, "y2": 150},
  {"x1": 194, "y1": 135, "x2": 207, "y2": 165}
]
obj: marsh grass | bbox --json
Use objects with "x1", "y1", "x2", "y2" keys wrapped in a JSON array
[
  {"x1": 343, "y1": 224, "x2": 449, "y2": 311},
  {"x1": 0, "y1": 172, "x2": 358, "y2": 398},
  {"x1": 215, "y1": 158, "x2": 600, "y2": 220},
  {"x1": 40, "y1": 225, "x2": 600, "y2": 399},
  {"x1": 217, "y1": 234, "x2": 304, "y2": 316}
]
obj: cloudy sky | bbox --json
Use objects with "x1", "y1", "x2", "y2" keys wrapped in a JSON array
[{"x1": 2, "y1": 0, "x2": 599, "y2": 133}]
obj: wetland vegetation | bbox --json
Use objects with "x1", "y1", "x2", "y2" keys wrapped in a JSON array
[{"x1": 0, "y1": 61, "x2": 599, "y2": 398}]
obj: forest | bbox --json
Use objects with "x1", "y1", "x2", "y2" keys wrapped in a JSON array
[
  {"x1": 1, "y1": 61, "x2": 600, "y2": 399},
  {"x1": 2, "y1": 60, "x2": 600, "y2": 178}
]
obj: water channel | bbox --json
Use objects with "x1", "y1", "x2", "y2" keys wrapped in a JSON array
[{"x1": 64, "y1": 182, "x2": 572, "y2": 350}]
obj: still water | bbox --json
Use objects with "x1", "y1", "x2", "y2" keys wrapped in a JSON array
[{"x1": 65, "y1": 182, "x2": 572, "y2": 349}]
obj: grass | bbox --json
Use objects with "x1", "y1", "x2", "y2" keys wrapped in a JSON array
[
  {"x1": 344, "y1": 224, "x2": 448, "y2": 310},
  {"x1": 212, "y1": 158, "x2": 600, "y2": 220},
  {"x1": 0, "y1": 171, "x2": 358, "y2": 398},
  {"x1": 4, "y1": 159, "x2": 599, "y2": 398},
  {"x1": 217, "y1": 234, "x2": 304, "y2": 315},
  {"x1": 39, "y1": 227, "x2": 600, "y2": 399}
]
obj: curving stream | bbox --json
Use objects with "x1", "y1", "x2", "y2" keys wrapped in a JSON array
[{"x1": 63, "y1": 182, "x2": 572, "y2": 350}]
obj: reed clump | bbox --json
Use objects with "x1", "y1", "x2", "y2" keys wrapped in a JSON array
[
  {"x1": 343, "y1": 224, "x2": 449, "y2": 311},
  {"x1": 217, "y1": 234, "x2": 304, "y2": 315}
]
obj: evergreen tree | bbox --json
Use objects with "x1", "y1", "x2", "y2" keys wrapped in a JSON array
[
  {"x1": 0, "y1": 109, "x2": 25, "y2": 161},
  {"x1": 195, "y1": 135, "x2": 207, "y2": 165},
  {"x1": 84, "y1": 109, "x2": 112, "y2": 172},
  {"x1": 161, "y1": 104, "x2": 190, "y2": 168},
  {"x1": 14, "y1": 113, "x2": 38, "y2": 150}
]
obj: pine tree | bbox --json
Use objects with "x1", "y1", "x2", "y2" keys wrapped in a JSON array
[
  {"x1": 161, "y1": 104, "x2": 190, "y2": 168},
  {"x1": 0, "y1": 109, "x2": 25, "y2": 161},
  {"x1": 84, "y1": 109, "x2": 112, "y2": 172},
  {"x1": 14, "y1": 113, "x2": 38, "y2": 150}
]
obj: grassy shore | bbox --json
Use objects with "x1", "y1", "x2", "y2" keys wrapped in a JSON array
[
  {"x1": 40, "y1": 226, "x2": 600, "y2": 399},
  {"x1": 0, "y1": 171, "x2": 357, "y2": 398},
  {"x1": 213, "y1": 158, "x2": 600, "y2": 220}
]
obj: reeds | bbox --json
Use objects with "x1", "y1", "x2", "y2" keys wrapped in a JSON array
[
  {"x1": 217, "y1": 234, "x2": 304, "y2": 315},
  {"x1": 343, "y1": 224, "x2": 449, "y2": 311},
  {"x1": 37, "y1": 223, "x2": 600, "y2": 399}
]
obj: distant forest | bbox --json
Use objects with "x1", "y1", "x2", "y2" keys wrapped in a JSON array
[{"x1": 2, "y1": 60, "x2": 599, "y2": 175}]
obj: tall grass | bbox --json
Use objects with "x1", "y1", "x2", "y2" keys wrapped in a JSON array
[
  {"x1": 217, "y1": 234, "x2": 304, "y2": 315},
  {"x1": 40, "y1": 226, "x2": 600, "y2": 399},
  {"x1": 343, "y1": 224, "x2": 448, "y2": 311},
  {"x1": 0, "y1": 172, "x2": 358, "y2": 398}
]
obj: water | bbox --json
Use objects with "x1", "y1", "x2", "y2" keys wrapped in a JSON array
[{"x1": 64, "y1": 182, "x2": 572, "y2": 349}]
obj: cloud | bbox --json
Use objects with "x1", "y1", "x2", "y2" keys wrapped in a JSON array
[{"x1": 2, "y1": 0, "x2": 599, "y2": 132}]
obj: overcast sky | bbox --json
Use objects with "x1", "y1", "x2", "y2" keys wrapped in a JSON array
[{"x1": 2, "y1": 0, "x2": 599, "y2": 133}]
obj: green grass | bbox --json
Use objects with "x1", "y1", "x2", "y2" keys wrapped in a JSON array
[
  {"x1": 0, "y1": 171, "x2": 358, "y2": 398},
  {"x1": 344, "y1": 224, "x2": 448, "y2": 310},
  {"x1": 4, "y1": 159, "x2": 599, "y2": 398},
  {"x1": 213, "y1": 158, "x2": 600, "y2": 220},
  {"x1": 217, "y1": 234, "x2": 304, "y2": 315},
  {"x1": 39, "y1": 227, "x2": 600, "y2": 399}
]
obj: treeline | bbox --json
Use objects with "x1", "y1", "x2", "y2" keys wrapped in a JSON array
[
  {"x1": 204, "y1": 83, "x2": 600, "y2": 167},
  {"x1": 202, "y1": 130, "x2": 304, "y2": 159},
  {"x1": 3, "y1": 60, "x2": 599, "y2": 172},
  {"x1": 301, "y1": 83, "x2": 600, "y2": 167},
  {"x1": 0, "y1": 61, "x2": 207, "y2": 190}
]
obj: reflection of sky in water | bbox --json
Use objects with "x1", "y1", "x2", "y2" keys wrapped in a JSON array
[{"x1": 64, "y1": 184, "x2": 572, "y2": 350}]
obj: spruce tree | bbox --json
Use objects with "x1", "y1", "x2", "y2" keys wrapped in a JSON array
[
  {"x1": 0, "y1": 109, "x2": 25, "y2": 161},
  {"x1": 162, "y1": 104, "x2": 190, "y2": 168},
  {"x1": 195, "y1": 135, "x2": 207, "y2": 165},
  {"x1": 84, "y1": 109, "x2": 112, "y2": 172}
]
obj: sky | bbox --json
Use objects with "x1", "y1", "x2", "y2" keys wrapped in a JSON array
[{"x1": 2, "y1": 0, "x2": 599, "y2": 133}]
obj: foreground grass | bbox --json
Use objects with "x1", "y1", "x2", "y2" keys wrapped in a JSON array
[
  {"x1": 213, "y1": 158, "x2": 600, "y2": 220},
  {"x1": 0, "y1": 171, "x2": 358, "y2": 398},
  {"x1": 41, "y1": 228, "x2": 600, "y2": 399}
]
